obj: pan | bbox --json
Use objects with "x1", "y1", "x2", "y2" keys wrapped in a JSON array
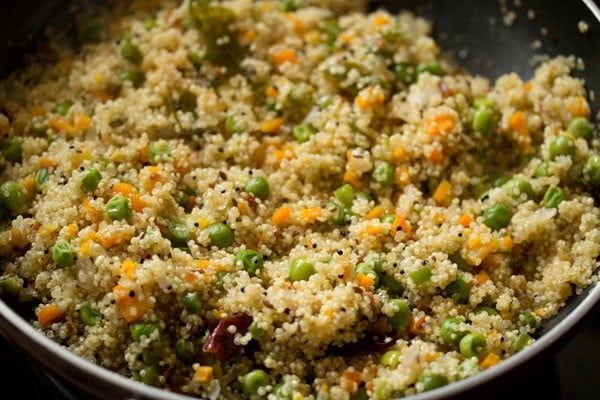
[{"x1": 0, "y1": 1, "x2": 599, "y2": 399}]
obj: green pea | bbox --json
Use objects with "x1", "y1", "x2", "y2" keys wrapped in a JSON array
[
  {"x1": 549, "y1": 135, "x2": 575, "y2": 159},
  {"x1": 409, "y1": 266, "x2": 432, "y2": 285},
  {"x1": 207, "y1": 222, "x2": 234, "y2": 248},
  {"x1": 183, "y1": 291, "x2": 202, "y2": 314},
  {"x1": 374, "y1": 384, "x2": 404, "y2": 400},
  {"x1": 168, "y1": 219, "x2": 191, "y2": 244},
  {"x1": 77, "y1": 18, "x2": 103, "y2": 44},
  {"x1": 80, "y1": 168, "x2": 102, "y2": 192},
  {"x1": 106, "y1": 194, "x2": 131, "y2": 220},
  {"x1": 148, "y1": 141, "x2": 171, "y2": 162},
  {"x1": 34, "y1": 169, "x2": 50, "y2": 193},
  {"x1": 393, "y1": 63, "x2": 416, "y2": 85},
  {"x1": 417, "y1": 372, "x2": 448, "y2": 392},
  {"x1": 235, "y1": 249, "x2": 264, "y2": 276},
  {"x1": 380, "y1": 273, "x2": 404, "y2": 296},
  {"x1": 2, "y1": 137, "x2": 22, "y2": 163},
  {"x1": 416, "y1": 61, "x2": 444, "y2": 76},
  {"x1": 53, "y1": 100, "x2": 73, "y2": 116},
  {"x1": 583, "y1": 155, "x2": 600, "y2": 187},
  {"x1": 289, "y1": 256, "x2": 315, "y2": 282},
  {"x1": 380, "y1": 214, "x2": 397, "y2": 224},
  {"x1": 449, "y1": 253, "x2": 471, "y2": 272},
  {"x1": 0, "y1": 275, "x2": 24, "y2": 296},
  {"x1": 444, "y1": 278, "x2": 469, "y2": 304},
  {"x1": 79, "y1": 301, "x2": 102, "y2": 326},
  {"x1": 440, "y1": 317, "x2": 467, "y2": 345},
  {"x1": 542, "y1": 186, "x2": 565, "y2": 208},
  {"x1": 388, "y1": 298, "x2": 410, "y2": 331},
  {"x1": 121, "y1": 36, "x2": 143, "y2": 64},
  {"x1": 272, "y1": 382, "x2": 292, "y2": 399},
  {"x1": 515, "y1": 333, "x2": 533, "y2": 351},
  {"x1": 225, "y1": 115, "x2": 244, "y2": 133},
  {"x1": 518, "y1": 311, "x2": 538, "y2": 329},
  {"x1": 483, "y1": 202, "x2": 511, "y2": 231},
  {"x1": 292, "y1": 122, "x2": 317, "y2": 143},
  {"x1": 380, "y1": 350, "x2": 402, "y2": 368},
  {"x1": 473, "y1": 306, "x2": 498, "y2": 316},
  {"x1": 280, "y1": 0, "x2": 298, "y2": 11},
  {"x1": 175, "y1": 338, "x2": 195, "y2": 361},
  {"x1": 472, "y1": 107, "x2": 493, "y2": 134},
  {"x1": 354, "y1": 263, "x2": 380, "y2": 288},
  {"x1": 244, "y1": 176, "x2": 270, "y2": 200},
  {"x1": 328, "y1": 202, "x2": 352, "y2": 225},
  {"x1": 140, "y1": 364, "x2": 160, "y2": 386},
  {"x1": 120, "y1": 69, "x2": 144, "y2": 87},
  {"x1": 457, "y1": 358, "x2": 482, "y2": 380},
  {"x1": 249, "y1": 323, "x2": 265, "y2": 340},
  {"x1": 216, "y1": 270, "x2": 228, "y2": 290},
  {"x1": 0, "y1": 181, "x2": 26, "y2": 214},
  {"x1": 473, "y1": 97, "x2": 494, "y2": 109},
  {"x1": 372, "y1": 162, "x2": 394, "y2": 186},
  {"x1": 533, "y1": 160, "x2": 550, "y2": 178},
  {"x1": 459, "y1": 332, "x2": 487, "y2": 357},
  {"x1": 334, "y1": 183, "x2": 354, "y2": 207},
  {"x1": 130, "y1": 322, "x2": 160, "y2": 341},
  {"x1": 567, "y1": 117, "x2": 594, "y2": 141},
  {"x1": 52, "y1": 239, "x2": 76, "y2": 267},
  {"x1": 316, "y1": 95, "x2": 333, "y2": 108},
  {"x1": 241, "y1": 369, "x2": 270, "y2": 397},
  {"x1": 491, "y1": 175, "x2": 510, "y2": 188},
  {"x1": 504, "y1": 178, "x2": 534, "y2": 201},
  {"x1": 350, "y1": 387, "x2": 369, "y2": 400},
  {"x1": 144, "y1": 17, "x2": 157, "y2": 30},
  {"x1": 27, "y1": 118, "x2": 48, "y2": 135}
]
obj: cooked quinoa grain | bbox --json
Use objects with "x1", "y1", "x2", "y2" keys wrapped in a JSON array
[{"x1": 0, "y1": 0, "x2": 599, "y2": 399}]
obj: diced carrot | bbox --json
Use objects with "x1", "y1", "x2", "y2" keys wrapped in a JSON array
[
  {"x1": 265, "y1": 85, "x2": 279, "y2": 98},
  {"x1": 343, "y1": 369, "x2": 362, "y2": 385},
  {"x1": 48, "y1": 118, "x2": 74, "y2": 134},
  {"x1": 31, "y1": 106, "x2": 45, "y2": 117},
  {"x1": 501, "y1": 235, "x2": 513, "y2": 251},
  {"x1": 458, "y1": 214, "x2": 474, "y2": 227},
  {"x1": 38, "y1": 157, "x2": 57, "y2": 168},
  {"x1": 395, "y1": 165, "x2": 411, "y2": 186},
  {"x1": 427, "y1": 147, "x2": 444, "y2": 164},
  {"x1": 343, "y1": 170, "x2": 362, "y2": 187},
  {"x1": 343, "y1": 265, "x2": 352, "y2": 281},
  {"x1": 272, "y1": 206, "x2": 292, "y2": 226},
  {"x1": 466, "y1": 236, "x2": 497, "y2": 266},
  {"x1": 131, "y1": 193, "x2": 148, "y2": 212},
  {"x1": 185, "y1": 272, "x2": 198, "y2": 283},
  {"x1": 323, "y1": 308, "x2": 334, "y2": 318},
  {"x1": 197, "y1": 260, "x2": 211, "y2": 271},
  {"x1": 391, "y1": 212, "x2": 411, "y2": 235},
  {"x1": 374, "y1": 14, "x2": 390, "y2": 28},
  {"x1": 433, "y1": 179, "x2": 452, "y2": 206},
  {"x1": 424, "y1": 352, "x2": 440, "y2": 362},
  {"x1": 79, "y1": 239, "x2": 90, "y2": 256},
  {"x1": 121, "y1": 259, "x2": 138, "y2": 280},
  {"x1": 340, "y1": 33, "x2": 354, "y2": 44},
  {"x1": 534, "y1": 308, "x2": 545, "y2": 318},
  {"x1": 299, "y1": 207, "x2": 322, "y2": 224},
  {"x1": 480, "y1": 352, "x2": 500, "y2": 369},
  {"x1": 22, "y1": 176, "x2": 35, "y2": 194},
  {"x1": 194, "y1": 366, "x2": 214, "y2": 383},
  {"x1": 112, "y1": 284, "x2": 147, "y2": 323},
  {"x1": 393, "y1": 146, "x2": 408, "y2": 162},
  {"x1": 409, "y1": 315, "x2": 426, "y2": 335},
  {"x1": 355, "y1": 273, "x2": 374, "y2": 290},
  {"x1": 508, "y1": 111, "x2": 528, "y2": 136},
  {"x1": 427, "y1": 113, "x2": 456, "y2": 136},
  {"x1": 66, "y1": 223, "x2": 79, "y2": 237},
  {"x1": 260, "y1": 117, "x2": 285, "y2": 134},
  {"x1": 482, "y1": 253, "x2": 504, "y2": 269},
  {"x1": 94, "y1": 90, "x2": 112, "y2": 103},
  {"x1": 37, "y1": 304, "x2": 63, "y2": 327},
  {"x1": 197, "y1": 218, "x2": 211, "y2": 229},
  {"x1": 433, "y1": 212, "x2": 446, "y2": 224},
  {"x1": 273, "y1": 144, "x2": 295, "y2": 162},
  {"x1": 113, "y1": 182, "x2": 135, "y2": 198},
  {"x1": 566, "y1": 95, "x2": 590, "y2": 118},
  {"x1": 9, "y1": 227, "x2": 26, "y2": 248},
  {"x1": 273, "y1": 49, "x2": 297, "y2": 67},
  {"x1": 74, "y1": 113, "x2": 91, "y2": 131},
  {"x1": 82, "y1": 197, "x2": 101, "y2": 221},
  {"x1": 288, "y1": 14, "x2": 304, "y2": 33},
  {"x1": 366, "y1": 206, "x2": 385, "y2": 220},
  {"x1": 363, "y1": 223, "x2": 385, "y2": 237},
  {"x1": 474, "y1": 270, "x2": 491, "y2": 285},
  {"x1": 240, "y1": 28, "x2": 256, "y2": 43},
  {"x1": 355, "y1": 88, "x2": 385, "y2": 109},
  {"x1": 523, "y1": 82, "x2": 533, "y2": 91}
]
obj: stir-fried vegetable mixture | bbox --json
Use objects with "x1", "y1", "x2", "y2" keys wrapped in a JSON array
[{"x1": 0, "y1": 0, "x2": 599, "y2": 399}]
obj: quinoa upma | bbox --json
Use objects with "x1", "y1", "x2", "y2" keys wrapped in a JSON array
[{"x1": 0, "y1": 0, "x2": 599, "y2": 399}]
